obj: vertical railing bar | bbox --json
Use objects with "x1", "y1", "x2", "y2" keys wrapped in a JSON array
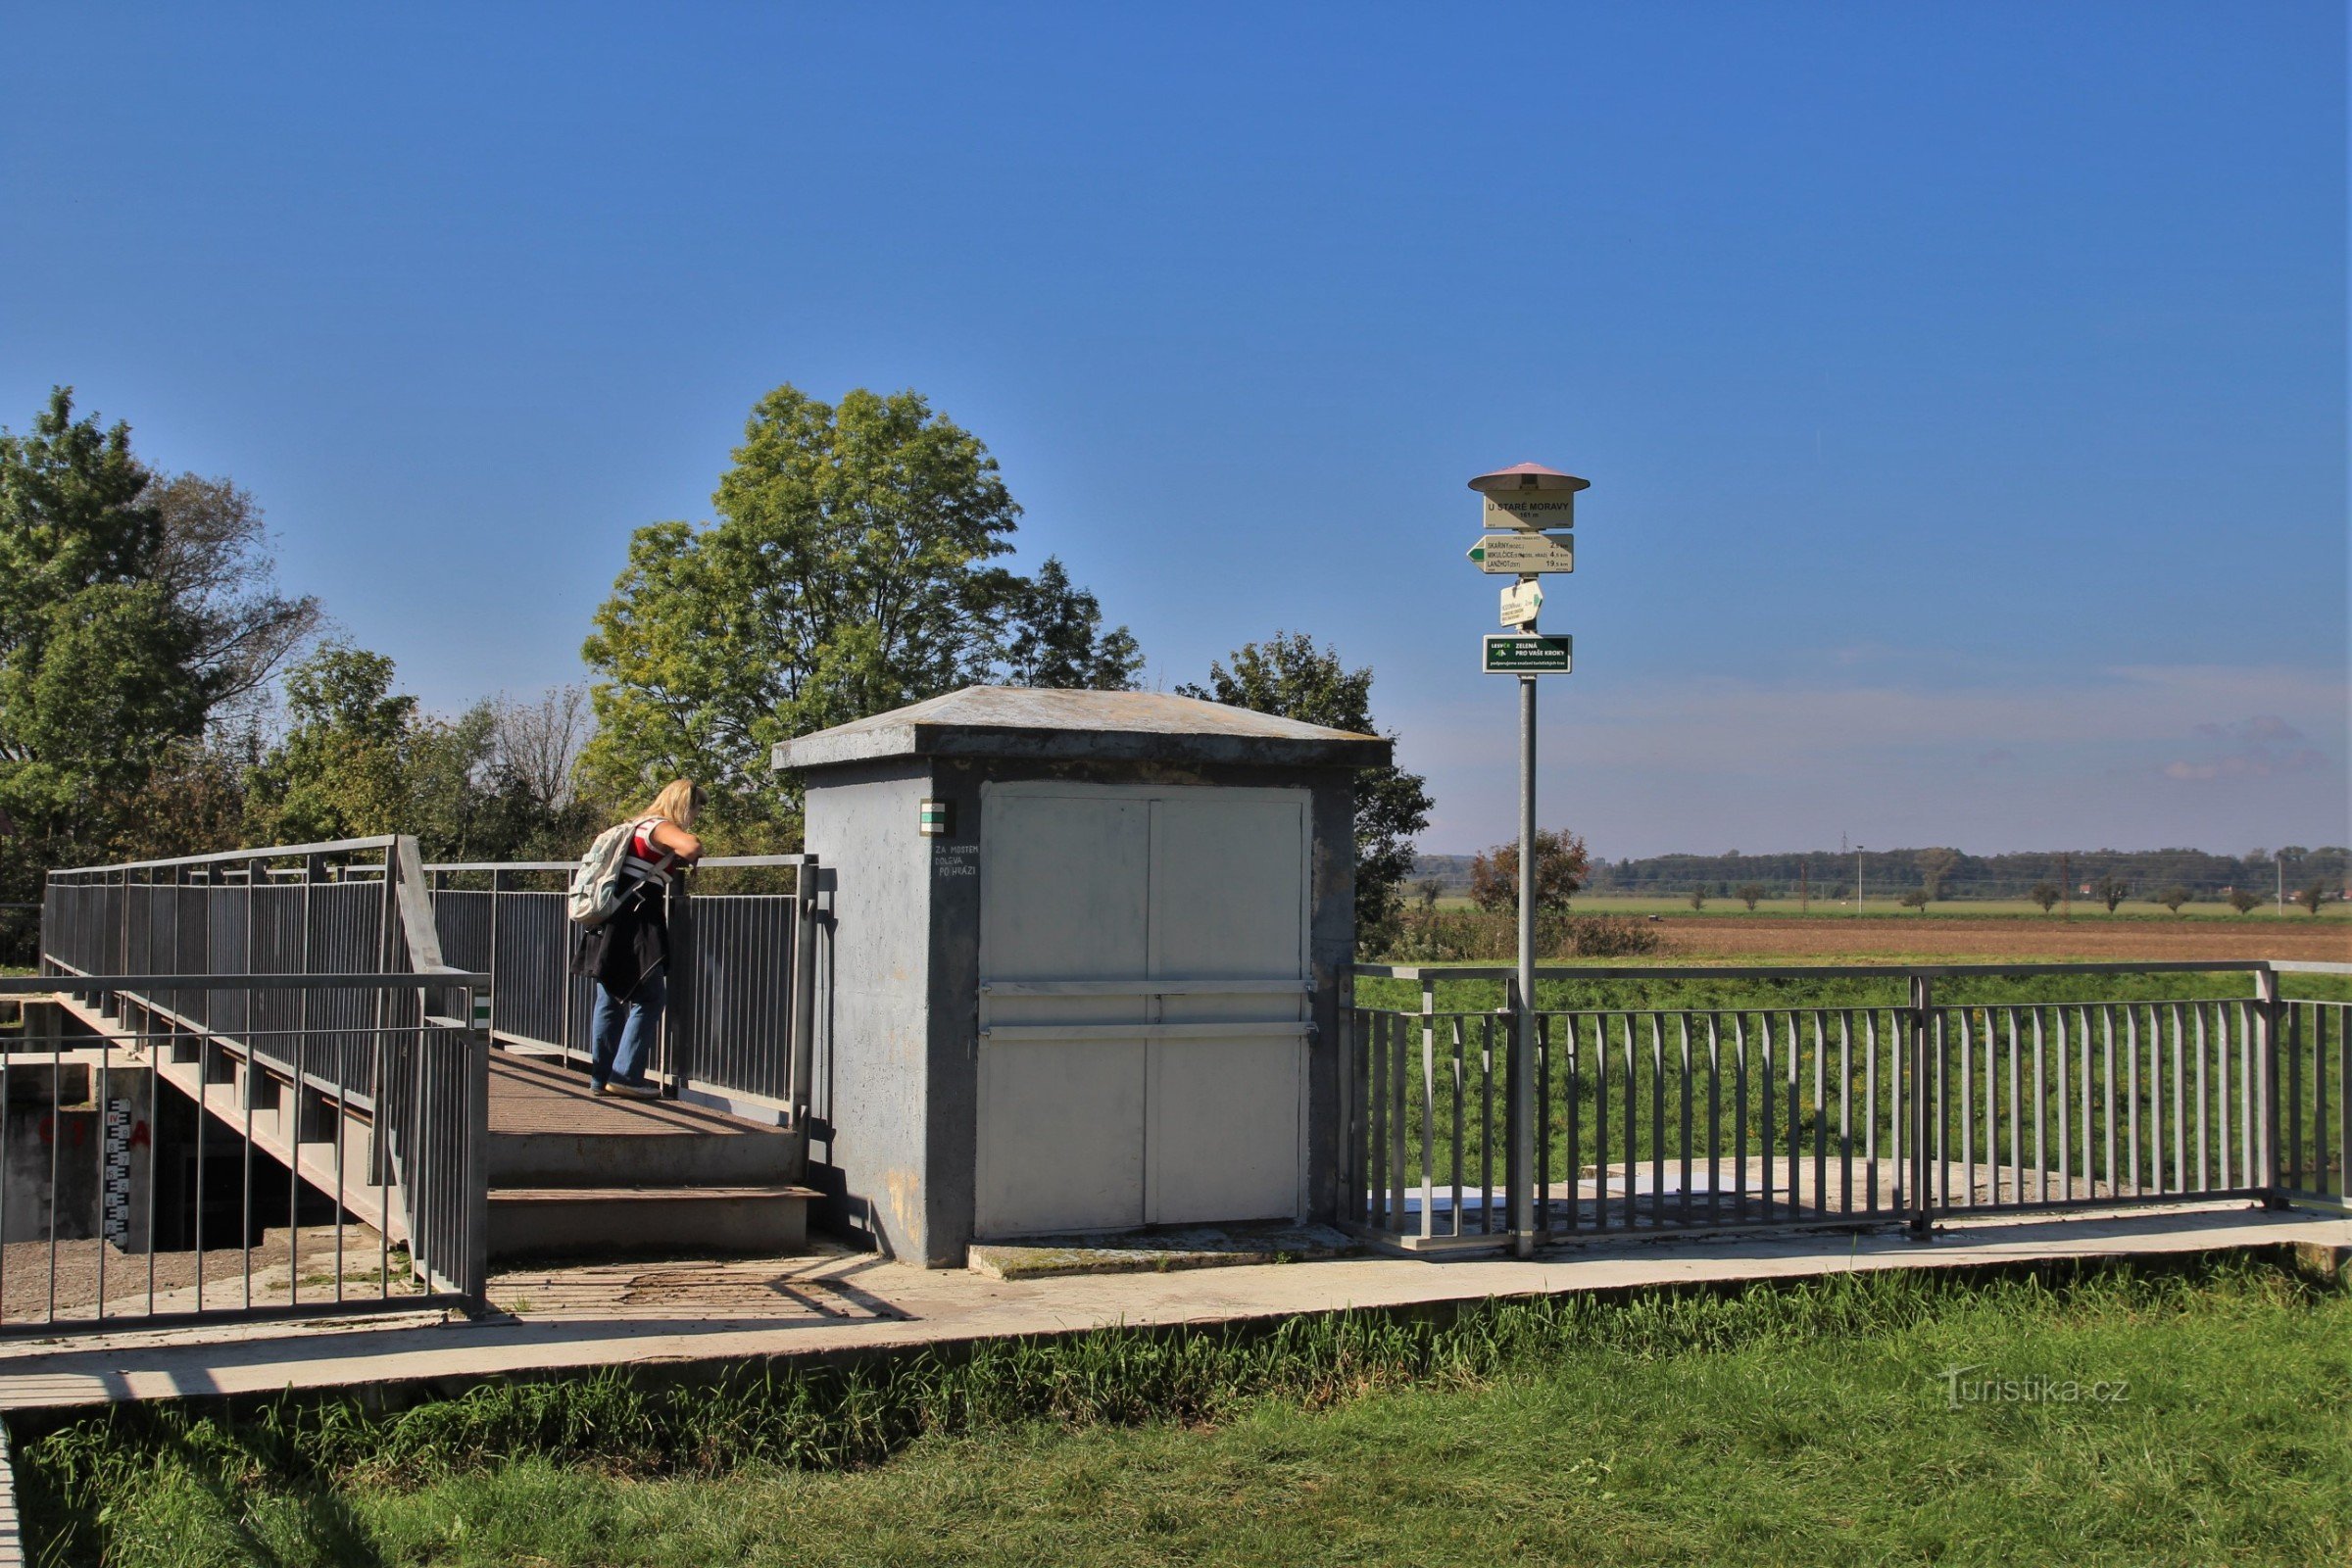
[
  {"x1": 146, "y1": 1025, "x2": 158, "y2": 1314},
  {"x1": 1481, "y1": 1011, "x2": 1496, "y2": 1234},
  {"x1": 2193, "y1": 1004, "x2": 2209, "y2": 1194},
  {"x1": 1536, "y1": 1013, "x2": 1552, "y2": 1234},
  {"x1": 1621, "y1": 1013, "x2": 1638, "y2": 1230},
  {"x1": 1678, "y1": 1013, "x2": 1693, "y2": 1226},
  {"x1": 2052, "y1": 1006, "x2": 2070, "y2": 1202},
  {"x1": 2125, "y1": 1004, "x2": 2141, "y2": 1196},
  {"x1": 2285, "y1": 1000, "x2": 2303, "y2": 1194},
  {"x1": 1705, "y1": 1012, "x2": 1721, "y2": 1223},
  {"x1": 2100, "y1": 1005, "x2": 2116, "y2": 1200},
  {"x1": 1593, "y1": 1008, "x2": 1609, "y2": 1231},
  {"x1": 1864, "y1": 1008, "x2": 1878, "y2": 1211},
  {"x1": 1812, "y1": 1011, "x2": 1828, "y2": 1217},
  {"x1": 2031, "y1": 1008, "x2": 2046, "y2": 1204},
  {"x1": 2216, "y1": 1001, "x2": 2232, "y2": 1191},
  {"x1": 1759, "y1": 1011, "x2": 1775, "y2": 1221},
  {"x1": 1368, "y1": 1009, "x2": 1388, "y2": 1232},
  {"x1": 191, "y1": 996, "x2": 205, "y2": 1318},
  {"x1": 2, "y1": 1010, "x2": 13, "y2": 1322},
  {"x1": 95, "y1": 1032, "x2": 108, "y2": 1322},
  {"x1": 1389, "y1": 1008, "x2": 1407, "y2": 1239},
  {"x1": 1449, "y1": 1015, "x2": 1466, "y2": 1237},
  {"x1": 1889, "y1": 1004, "x2": 1904, "y2": 1215},
  {"x1": 1649, "y1": 1014, "x2": 1665, "y2": 1229},
  {"x1": 2331, "y1": 1004, "x2": 2347, "y2": 1200},
  {"x1": 1733, "y1": 1011, "x2": 1748, "y2": 1221},
  {"x1": 1835, "y1": 1010, "x2": 1853, "y2": 1222},
  {"x1": 2169, "y1": 1003, "x2": 2185, "y2": 1196},
  {"x1": 1419, "y1": 979, "x2": 1437, "y2": 1242},
  {"x1": 2237, "y1": 997, "x2": 2255, "y2": 1191},
  {"x1": 1956, "y1": 1010, "x2": 1972, "y2": 1209}
]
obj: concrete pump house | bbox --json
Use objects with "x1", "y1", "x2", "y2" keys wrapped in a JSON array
[{"x1": 771, "y1": 687, "x2": 1389, "y2": 1266}]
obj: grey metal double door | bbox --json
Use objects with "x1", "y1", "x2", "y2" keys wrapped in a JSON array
[{"x1": 976, "y1": 782, "x2": 1311, "y2": 1238}]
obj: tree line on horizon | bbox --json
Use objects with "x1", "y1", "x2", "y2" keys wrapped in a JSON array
[
  {"x1": 1413, "y1": 844, "x2": 2349, "y2": 910},
  {"x1": 0, "y1": 384, "x2": 1432, "y2": 952}
]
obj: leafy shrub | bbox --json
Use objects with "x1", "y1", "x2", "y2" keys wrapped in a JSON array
[{"x1": 1380, "y1": 907, "x2": 1663, "y2": 962}]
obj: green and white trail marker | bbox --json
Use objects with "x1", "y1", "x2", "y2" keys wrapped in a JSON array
[{"x1": 1482, "y1": 634, "x2": 1573, "y2": 673}]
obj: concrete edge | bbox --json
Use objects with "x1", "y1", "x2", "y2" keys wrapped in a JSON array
[
  {"x1": 0, "y1": 1419, "x2": 22, "y2": 1568},
  {"x1": 3, "y1": 1236, "x2": 2338, "y2": 1445}
]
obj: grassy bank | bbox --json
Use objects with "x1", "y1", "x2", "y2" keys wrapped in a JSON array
[{"x1": 18, "y1": 1253, "x2": 2350, "y2": 1565}]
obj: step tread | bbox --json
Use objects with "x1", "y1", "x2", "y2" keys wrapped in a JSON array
[{"x1": 490, "y1": 1184, "x2": 822, "y2": 1203}]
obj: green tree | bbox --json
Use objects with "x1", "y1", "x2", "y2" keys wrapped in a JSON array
[
  {"x1": 1899, "y1": 888, "x2": 1932, "y2": 912},
  {"x1": 245, "y1": 648, "x2": 590, "y2": 861},
  {"x1": 2227, "y1": 888, "x2": 2262, "y2": 915},
  {"x1": 2091, "y1": 874, "x2": 2131, "y2": 913},
  {"x1": 1177, "y1": 632, "x2": 1431, "y2": 954},
  {"x1": 2029, "y1": 881, "x2": 2062, "y2": 913},
  {"x1": 0, "y1": 389, "x2": 318, "y2": 873},
  {"x1": 1688, "y1": 886, "x2": 1706, "y2": 910},
  {"x1": 244, "y1": 646, "x2": 416, "y2": 845},
  {"x1": 1916, "y1": 847, "x2": 1961, "y2": 902},
  {"x1": 1001, "y1": 558, "x2": 1143, "y2": 691},
  {"x1": 1468, "y1": 829, "x2": 1590, "y2": 915},
  {"x1": 584, "y1": 384, "x2": 1139, "y2": 846},
  {"x1": 1735, "y1": 881, "x2": 1766, "y2": 910},
  {"x1": 2154, "y1": 886, "x2": 2191, "y2": 915},
  {"x1": 2296, "y1": 882, "x2": 2329, "y2": 916}
]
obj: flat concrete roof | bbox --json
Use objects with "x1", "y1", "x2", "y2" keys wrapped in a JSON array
[{"x1": 770, "y1": 686, "x2": 1393, "y2": 772}]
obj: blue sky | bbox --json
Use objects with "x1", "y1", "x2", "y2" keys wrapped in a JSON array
[{"x1": 3, "y1": 3, "x2": 2343, "y2": 856}]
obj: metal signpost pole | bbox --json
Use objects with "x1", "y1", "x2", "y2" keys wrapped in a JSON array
[
  {"x1": 1515, "y1": 669, "x2": 1537, "y2": 1256},
  {"x1": 1467, "y1": 461, "x2": 1588, "y2": 1261}
]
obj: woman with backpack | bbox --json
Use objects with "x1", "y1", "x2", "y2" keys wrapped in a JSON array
[{"x1": 570, "y1": 779, "x2": 706, "y2": 1098}]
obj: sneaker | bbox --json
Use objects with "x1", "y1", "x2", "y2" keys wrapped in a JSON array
[{"x1": 599, "y1": 1080, "x2": 660, "y2": 1099}]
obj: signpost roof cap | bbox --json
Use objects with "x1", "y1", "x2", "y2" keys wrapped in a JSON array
[{"x1": 1467, "y1": 462, "x2": 1590, "y2": 495}]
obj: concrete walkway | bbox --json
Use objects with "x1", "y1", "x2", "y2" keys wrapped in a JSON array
[{"x1": 0, "y1": 1203, "x2": 2343, "y2": 1419}]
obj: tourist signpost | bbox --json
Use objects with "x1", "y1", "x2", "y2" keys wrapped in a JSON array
[{"x1": 1465, "y1": 460, "x2": 1590, "y2": 1257}]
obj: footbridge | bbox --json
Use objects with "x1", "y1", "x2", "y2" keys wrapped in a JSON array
[{"x1": 7, "y1": 837, "x2": 820, "y2": 1333}]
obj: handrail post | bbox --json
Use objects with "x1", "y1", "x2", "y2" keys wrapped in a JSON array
[
  {"x1": 1420, "y1": 975, "x2": 1438, "y2": 1242},
  {"x1": 1909, "y1": 972, "x2": 1935, "y2": 1241},
  {"x1": 662, "y1": 864, "x2": 695, "y2": 1100},
  {"x1": 2255, "y1": 964, "x2": 2285, "y2": 1207},
  {"x1": 463, "y1": 981, "x2": 491, "y2": 1310},
  {"x1": 788, "y1": 856, "x2": 820, "y2": 1127},
  {"x1": 486, "y1": 866, "x2": 510, "y2": 1045}
]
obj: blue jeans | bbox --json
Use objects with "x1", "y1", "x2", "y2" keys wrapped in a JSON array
[{"x1": 590, "y1": 972, "x2": 665, "y2": 1089}]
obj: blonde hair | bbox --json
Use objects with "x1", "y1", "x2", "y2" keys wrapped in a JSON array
[{"x1": 645, "y1": 779, "x2": 706, "y2": 829}]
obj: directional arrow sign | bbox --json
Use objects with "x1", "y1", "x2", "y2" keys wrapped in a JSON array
[
  {"x1": 1483, "y1": 634, "x2": 1573, "y2": 674},
  {"x1": 1466, "y1": 531, "x2": 1575, "y2": 574},
  {"x1": 1498, "y1": 579, "x2": 1544, "y2": 628}
]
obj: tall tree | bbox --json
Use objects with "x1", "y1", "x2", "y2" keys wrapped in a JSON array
[
  {"x1": 1177, "y1": 632, "x2": 1432, "y2": 954},
  {"x1": 0, "y1": 389, "x2": 318, "y2": 868},
  {"x1": 583, "y1": 384, "x2": 1138, "y2": 845}
]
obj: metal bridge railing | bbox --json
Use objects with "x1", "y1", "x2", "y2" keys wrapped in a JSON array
[
  {"x1": 25, "y1": 837, "x2": 490, "y2": 1329},
  {"x1": 1346, "y1": 960, "x2": 2351, "y2": 1253},
  {"x1": 424, "y1": 856, "x2": 819, "y2": 1123}
]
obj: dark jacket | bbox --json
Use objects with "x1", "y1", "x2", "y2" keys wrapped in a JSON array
[{"x1": 570, "y1": 878, "x2": 668, "y2": 1000}]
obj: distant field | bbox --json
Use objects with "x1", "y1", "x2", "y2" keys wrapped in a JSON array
[
  {"x1": 1407, "y1": 902, "x2": 2351, "y2": 967},
  {"x1": 1435, "y1": 894, "x2": 2350, "y2": 922}
]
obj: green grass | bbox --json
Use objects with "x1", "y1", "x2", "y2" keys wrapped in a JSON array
[{"x1": 19, "y1": 1256, "x2": 2351, "y2": 1565}]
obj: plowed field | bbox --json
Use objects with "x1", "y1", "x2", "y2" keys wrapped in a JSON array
[{"x1": 1659, "y1": 915, "x2": 2351, "y2": 963}]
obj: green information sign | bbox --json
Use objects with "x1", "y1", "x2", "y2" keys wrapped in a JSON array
[{"x1": 1483, "y1": 634, "x2": 1573, "y2": 674}]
